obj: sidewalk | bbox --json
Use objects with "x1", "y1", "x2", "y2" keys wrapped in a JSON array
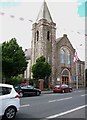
[
  {"x1": 41, "y1": 87, "x2": 85, "y2": 94},
  {"x1": 41, "y1": 90, "x2": 53, "y2": 94}
]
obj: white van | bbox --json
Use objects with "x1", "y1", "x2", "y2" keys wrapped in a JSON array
[{"x1": 0, "y1": 83, "x2": 20, "y2": 119}]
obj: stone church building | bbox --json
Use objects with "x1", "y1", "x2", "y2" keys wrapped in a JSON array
[{"x1": 24, "y1": 0, "x2": 85, "y2": 88}]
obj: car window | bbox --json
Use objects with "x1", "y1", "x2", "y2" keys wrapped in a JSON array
[
  {"x1": 62, "y1": 84, "x2": 68, "y2": 88},
  {"x1": 21, "y1": 85, "x2": 34, "y2": 89},
  {"x1": 14, "y1": 86, "x2": 21, "y2": 91},
  {"x1": 14, "y1": 86, "x2": 19, "y2": 89},
  {"x1": 54, "y1": 85, "x2": 60, "y2": 88},
  {"x1": 0, "y1": 87, "x2": 3, "y2": 96},
  {"x1": 27, "y1": 85, "x2": 34, "y2": 89},
  {"x1": 21, "y1": 85, "x2": 28, "y2": 89},
  {"x1": 0, "y1": 87, "x2": 12, "y2": 95}
]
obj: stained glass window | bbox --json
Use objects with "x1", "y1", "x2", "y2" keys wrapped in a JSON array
[
  {"x1": 66, "y1": 49, "x2": 70, "y2": 64},
  {"x1": 60, "y1": 48, "x2": 64, "y2": 63},
  {"x1": 60, "y1": 47, "x2": 70, "y2": 64}
]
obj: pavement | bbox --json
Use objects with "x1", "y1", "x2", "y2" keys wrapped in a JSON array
[
  {"x1": 41, "y1": 87, "x2": 85, "y2": 94},
  {"x1": 41, "y1": 90, "x2": 53, "y2": 94}
]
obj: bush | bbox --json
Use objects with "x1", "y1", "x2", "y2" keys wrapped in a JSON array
[
  {"x1": 50, "y1": 84, "x2": 54, "y2": 90},
  {"x1": 85, "y1": 69, "x2": 87, "y2": 87},
  {"x1": 7, "y1": 76, "x2": 24, "y2": 85},
  {"x1": 29, "y1": 79, "x2": 39, "y2": 88}
]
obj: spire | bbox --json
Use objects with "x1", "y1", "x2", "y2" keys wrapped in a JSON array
[{"x1": 36, "y1": 0, "x2": 53, "y2": 23}]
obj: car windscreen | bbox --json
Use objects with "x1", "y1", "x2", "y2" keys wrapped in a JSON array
[
  {"x1": 21, "y1": 85, "x2": 34, "y2": 89},
  {"x1": 62, "y1": 84, "x2": 68, "y2": 88},
  {"x1": 14, "y1": 86, "x2": 21, "y2": 91}
]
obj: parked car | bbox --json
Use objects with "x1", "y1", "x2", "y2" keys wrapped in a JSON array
[
  {"x1": 0, "y1": 83, "x2": 20, "y2": 120},
  {"x1": 14, "y1": 85, "x2": 41, "y2": 97},
  {"x1": 53, "y1": 84, "x2": 72, "y2": 93}
]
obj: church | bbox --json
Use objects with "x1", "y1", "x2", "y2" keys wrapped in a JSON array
[{"x1": 24, "y1": 0, "x2": 85, "y2": 88}]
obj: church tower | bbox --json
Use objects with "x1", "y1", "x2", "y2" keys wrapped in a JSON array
[{"x1": 31, "y1": 0, "x2": 57, "y2": 83}]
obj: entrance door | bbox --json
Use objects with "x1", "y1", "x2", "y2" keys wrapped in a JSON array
[
  {"x1": 61, "y1": 69, "x2": 69, "y2": 85},
  {"x1": 62, "y1": 76, "x2": 69, "y2": 85}
]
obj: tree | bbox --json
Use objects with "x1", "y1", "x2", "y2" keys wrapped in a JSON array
[
  {"x1": 32, "y1": 56, "x2": 51, "y2": 88},
  {"x1": 2, "y1": 38, "x2": 28, "y2": 82},
  {"x1": 0, "y1": 44, "x2": 2, "y2": 82},
  {"x1": 85, "y1": 69, "x2": 87, "y2": 87}
]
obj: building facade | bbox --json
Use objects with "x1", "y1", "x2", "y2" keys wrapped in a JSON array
[{"x1": 25, "y1": 0, "x2": 85, "y2": 88}]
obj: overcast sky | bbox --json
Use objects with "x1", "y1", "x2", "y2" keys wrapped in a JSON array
[{"x1": 0, "y1": 0, "x2": 86, "y2": 61}]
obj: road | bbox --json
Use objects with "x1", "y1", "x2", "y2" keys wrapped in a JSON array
[{"x1": 15, "y1": 89, "x2": 87, "y2": 119}]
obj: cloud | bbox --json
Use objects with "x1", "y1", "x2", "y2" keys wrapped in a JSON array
[{"x1": 77, "y1": 0, "x2": 87, "y2": 17}]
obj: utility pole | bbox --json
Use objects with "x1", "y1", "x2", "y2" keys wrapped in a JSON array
[
  {"x1": 76, "y1": 62, "x2": 78, "y2": 89},
  {"x1": 74, "y1": 50, "x2": 78, "y2": 89}
]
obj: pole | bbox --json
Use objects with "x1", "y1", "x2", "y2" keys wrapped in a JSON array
[{"x1": 76, "y1": 62, "x2": 78, "y2": 89}]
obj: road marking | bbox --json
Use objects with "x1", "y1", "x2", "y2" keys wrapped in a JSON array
[
  {"x1": 48, "y1": 97, "x2": 72, "y2": 103},
  {"x1": 46, "y1": 104, "x2": 87, "y2": 119},
  {"x1": 81, "y1": 94, "x2": 87, "y2": 96},
  {"x1": 20, "y1": 104, "x2": 30, "y2": 108}
]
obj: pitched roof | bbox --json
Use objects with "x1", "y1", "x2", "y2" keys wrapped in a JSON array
[
  {"x1": 56, "y1": 37, "x2": 63, "y2": 43},
  {"x1": 36, "y1": 0, "x2": 53, "y2": 23}
]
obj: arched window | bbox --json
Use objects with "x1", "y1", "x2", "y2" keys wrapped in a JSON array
[
  {"x1": 48, "y1": 56, "x2": 51, "y2": 64},
  {"x1": 37, "y1": 31, "x2": 39, "y2": 41},
  {"x1": 60, "y1": 48, "x2": 64, "y2": 63},
  {"x1": 66, "y1": 49, "x2": 70, "y2": 64},
  {"x1": 47, "y1": 31, "x2": 50, "y2": 41},
  {"x1": 62, "y1": 69, "x2": 69, "y2": 76},
  {"x1": 60, "y1": 47, "x2": 70, "y2": 64}
]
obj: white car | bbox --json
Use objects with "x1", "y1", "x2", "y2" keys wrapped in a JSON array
[{"x1": 0, "y1": 83, "x2": 20, "y2": 119}]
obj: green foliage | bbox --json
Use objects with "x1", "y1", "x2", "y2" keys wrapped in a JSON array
[
  {"x1": 29, "y1": 79, "x2": 39, "y2": 88},
  {"x1": 85, "y1": 69, "x2": 87, "y2": 87},
  {"x1": 36, "y1": 56, "x2": 45, "y2": 63},
  {"x1": 0, "y1": 44, "x2": 2, "y2": 62},
  {"x1": 50, "y1": 84, "x2": 54, "y2": 90},
  {"x1": 85, "y1": 69, "x2": 87, "y2": 78},
  {"x1": 2, "y1": 38, "x2": 28, "y2": 81},
  {"x1": 32, "y1": 56, "x2": 51, "y2": 80},
  {"x1": 0, "y1": 44, "x2": 2, "y2": 81},
  {"x1": 7, "y1": 76, "x2": 24, "y2": 85}
]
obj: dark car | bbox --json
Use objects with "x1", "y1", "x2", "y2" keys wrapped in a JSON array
[
  {"x1": 14, "y1": 85, "x2": 41, "y2": 97},
  {"x1": 53, "y1": 84, "x2": 72, "y2": 93}
]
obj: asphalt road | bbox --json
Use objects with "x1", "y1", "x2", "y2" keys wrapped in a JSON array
[{"x1": 15, "y1": 89, "x2": 87, "y2": 120}]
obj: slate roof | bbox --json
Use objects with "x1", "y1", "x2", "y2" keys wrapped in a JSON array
[
  {"x1": 56, "y1": 37, "x2": 63, "y2": 43},
  {"x1": 36, "y1": 0, "x2": 53, "y2": 23}
]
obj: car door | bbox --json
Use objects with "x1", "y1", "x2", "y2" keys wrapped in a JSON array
[
  {"x1": 27, "y1": 85, "x2": 35, "y2": 95},
  {"x1": 21, "y1": 85, "x2": 29, "y2": 95},
  {"x1": 0, "y1": 86, "x2": 11, "y2": 116},
  {"x1": 0, "y1": 87, "x2": 3, "y2": 116},
  {"x1": 62, "y1": 84, "x2": 69, "y2": 92}
]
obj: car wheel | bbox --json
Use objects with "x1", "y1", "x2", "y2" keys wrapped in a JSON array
[
  {"x1": 70, "y1": 89, "x2": 72, "y2": 92},
  {"x1": 36, "y1": 91, "x2": 40, "y2": 96},
  {"x1": 19, "y1": 92, "x2": 24, "y2": 97},
  {"x1": 62, "y1": 89, "x2": 65, "y2": 93},
  {"x1": 4, "y1": 106, "x2": 16, "y2": 119}
]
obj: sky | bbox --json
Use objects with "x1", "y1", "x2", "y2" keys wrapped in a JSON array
[{"x1": 0, "y1": 0, "x2": 86, "y2": 61}]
